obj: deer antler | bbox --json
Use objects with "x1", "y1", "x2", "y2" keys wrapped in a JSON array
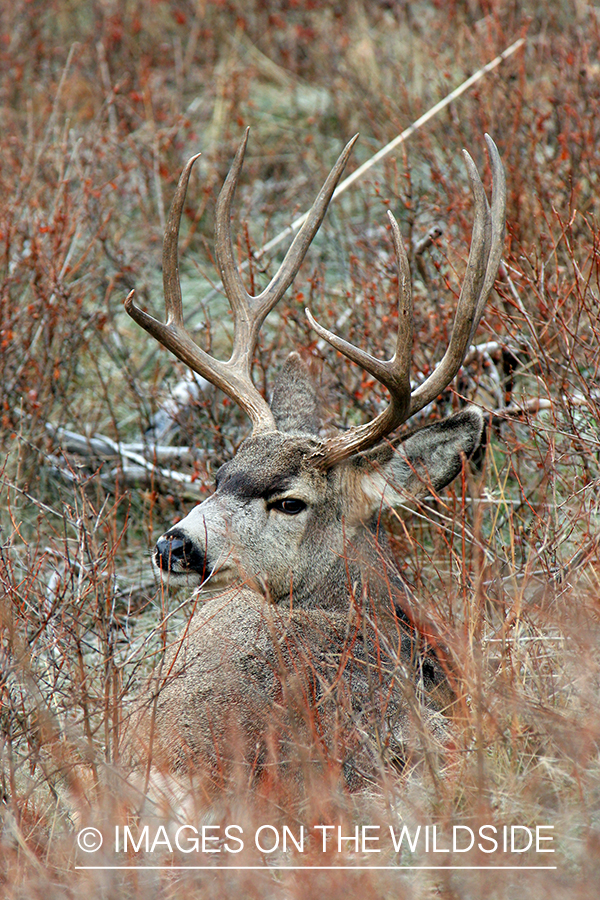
[
  {"x1": 125, "y1": 129, "x2": 358, "y2": 434},
  {"x1": 307, "y1": 134, "x2": 506, "y2": 468}
]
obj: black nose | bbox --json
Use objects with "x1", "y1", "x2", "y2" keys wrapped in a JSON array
[{"x1": 154, "y1": 529, "x2": 205, "y2": 575}]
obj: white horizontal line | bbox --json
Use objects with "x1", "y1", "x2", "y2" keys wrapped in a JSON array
[{"x1": 75, "y1": 865, "x2": 558, "y2": 871}]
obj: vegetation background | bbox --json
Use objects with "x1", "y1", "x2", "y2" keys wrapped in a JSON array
[{"x1": 0, "y1": 0, "x2": 599, "y2": 897}]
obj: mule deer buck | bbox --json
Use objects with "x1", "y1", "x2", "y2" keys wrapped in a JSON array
[{"x1": 124, "y1": 131, "x2": 505, "y2": 794}]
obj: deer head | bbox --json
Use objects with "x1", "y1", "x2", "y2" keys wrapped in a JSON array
[{"x1": 125, "y1": 131, "x2": 505, "y2": 608}]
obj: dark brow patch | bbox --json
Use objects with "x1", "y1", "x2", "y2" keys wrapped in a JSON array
[{"x1": 218, "y1": 470, "x2": 295, "y2": 499}]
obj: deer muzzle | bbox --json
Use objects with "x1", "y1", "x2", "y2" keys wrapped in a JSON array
[{"x1": 154, "y1": 527, "x2": 207, "y2": 580}]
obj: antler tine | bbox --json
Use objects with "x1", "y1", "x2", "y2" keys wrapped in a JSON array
[
  {"x1": 254, "y1": 135, "x2": 359, "y2": 323},
  {"x1": 215, "y1": 131, "x2": 359, "y2": 375},
  {"x1": 308, "y1": 139, "x2": 506, "y2": 469},
  {"x1": 162, "y1": 152, "x2": 202, "y2": 328},
  {"x1": 125, "y1": 144, "x2": 276, "y2": 433},
  {"x1": 408, "y1": 136, "x2": 505, "y2": 416},
  {"x1": 306, "y1": 211, "x2": 414, "y2": 465},
  {"x1": 214, "y1": 127, "x2": 253, "y2": 334},
  {"x1": 474, "y1": 134, "x2": 506, "y2": 329},
  {"x1": 125, "y1": 133, "x2": 357, "y2": 435}
]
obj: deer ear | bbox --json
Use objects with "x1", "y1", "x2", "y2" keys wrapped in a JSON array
[
  {"x1": 270, "y1": 352, "x2": 321, "y2": 435},
  {"x1": 359, "y1": 407, "x2": 485, "y2": 505}
]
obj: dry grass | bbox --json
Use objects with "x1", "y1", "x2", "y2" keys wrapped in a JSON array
[{"x1": 1, "y1": 1, "x2": 600, "y2": 897}]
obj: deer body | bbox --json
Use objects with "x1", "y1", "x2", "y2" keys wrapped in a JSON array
[{"x1": 125, "y1": 132, "x2": 505, "y2": 792}]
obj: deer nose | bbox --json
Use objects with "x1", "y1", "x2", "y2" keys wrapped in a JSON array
[{"x1": 155, "y1": 530, "x2": 199, "y2": 573}]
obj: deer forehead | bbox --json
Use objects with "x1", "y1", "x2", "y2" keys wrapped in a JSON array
[{"x1": 215, "y1": 433, "x2": 331, "y2": 502}]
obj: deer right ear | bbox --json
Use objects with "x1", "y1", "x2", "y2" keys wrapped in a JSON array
[
  {"x1": 269, "y1": 352, "x2": 321, "y2": 436},
  {"x1": 359, "y1": 406, "x2": 485, "y2": 507}
]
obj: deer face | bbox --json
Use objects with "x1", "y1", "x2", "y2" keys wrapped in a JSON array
[
  {"x1": 154, "y1": 432, "x2": 336, "y2": 598},
  {"x1": 153, "y1": 358, "x2": 485, "y2": 603},
  {"x1": 153, "y1": 358, "x2": 348, "y2": 601}
]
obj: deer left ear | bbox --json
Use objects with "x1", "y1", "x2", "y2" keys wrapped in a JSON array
[
  {"x1": 270, "y1": 352, "x2": 322, "y2": 436},
  {"x1": 359, "y1": 406, "x2": 485, "y2": 505}
]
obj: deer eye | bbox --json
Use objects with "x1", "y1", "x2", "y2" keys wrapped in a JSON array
[{"x1": 270, "y1": 498, "x2": 306, "y2": 515}]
